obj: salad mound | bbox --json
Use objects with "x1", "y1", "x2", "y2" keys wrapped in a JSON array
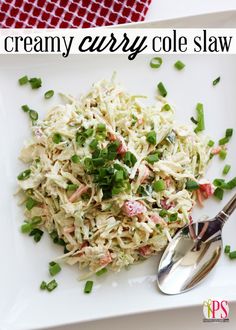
[{"x1": 17, "y1": 77, "x2": 213, "y2": 276}]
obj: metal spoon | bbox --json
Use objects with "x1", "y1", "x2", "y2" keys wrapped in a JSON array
[{"x1": 157, "y1": 193, "x2": 236, "y2": 295}]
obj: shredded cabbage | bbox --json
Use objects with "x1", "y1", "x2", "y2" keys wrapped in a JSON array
[{"x1": 17, "y1": 77, "x2": 212, "y2": 277}]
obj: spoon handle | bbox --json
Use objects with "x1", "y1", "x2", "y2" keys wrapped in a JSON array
[{"x1": 217, "y1": 193, "x2": 236, "y2": 223}]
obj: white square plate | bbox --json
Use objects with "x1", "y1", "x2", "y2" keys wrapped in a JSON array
[{"x1": 0, "y1": 50, "x2": 236, "y2": 330}]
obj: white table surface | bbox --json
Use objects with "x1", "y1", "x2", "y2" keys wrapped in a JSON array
[{"x1": 54, "y1": 1, "x2": 236, "y2": 329}]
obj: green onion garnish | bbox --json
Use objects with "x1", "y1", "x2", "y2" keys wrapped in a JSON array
[
  {"x1": 161, "y1": 103, "x2": 171, "y2": 111},
  {"x1": 29, "y1": 110, "x2": 38, "y2": 121},
  {"x1": 21, "y1": 222, "x2": 32, "y2": 234},
  {"x1": 153, "y1": 179, "x2": 165, "y2": 192},
  {"x1": 71, "y1": 154, "x2": 80, "y2": 163},
  {"x1": 150, "y1": 57, "x2": 163, "y2": 69},
  {"x1": 146, "y1": 131, "x2": 156, "y2": 145},
  {"x1": 208, "y1": 140, "x2": 214, "y2": 147},
  {"x1": 84, "y1": 280, "x2": 93, "y2": 294},
  {"x1": 169, "y1": 213, "x2": 178, "y2": 222},
  {"x1": 219, "y1": 149, "x2": 227, "y2": 160},
  {"x1": 40, "y1": 281, "x2": 47, "y2": 290},
  {"x1": 123, "y1": 151, "x2": 137, "y2": 167},
  {"x1": 223, "y1": 165, "x2": 231, "y2": 175},
  {"x1": 89, "y1": 139, "x2": 98, "y2": 150},
  {"x1": 157, "y1": 82, "x2": 167, "y2": 97},
  {"x1": 21, "y1": 104, "x2": 30, "y2": 113},
  {"x1": 97, "y1": 123, "x2": 106, "y2": 132},
  {"x1": 25, "y1": 197, "x2": 38, "y2": 211},
  {"x1": 194, "y1": 103, "x2": 205, "y2": 133},
  {"x1": 213, "y1": 77, "x2": 220, "y2": 86},
  {"x1": 49, "y1": 262, "x2": 61, "y2": 276},
  {"x1": 52, "y1": 133, "x2": 62, "y2": 144},
  {"x1": 29, "y1": 77, "x2": 42, "y2": 89},
  {"x1": 174, "y1": 60, "x2": 185, "y2": 70},
  {"x1": 18, "y1": 75, "x2": 29, "y2": 85},
  {"x1": 224, "y1": 245, "x2": 231, "y2": 254},
  {"x1": 185, "y1": 179, "x2": 199, "y2": 191},
  {"x1": 46, "y1": 279, "x2": 58, "y2": 292},
  {"x1": 226, "y1": 128, "x2": 233, "y2": 138},
  {"x1": 114, "y1": 170, "x2": 124, "y2": 183},
  {"x1": 229, "y1": 251, "x2": 236, "y2": 259},
  {"x1": 219, "y1": 137, "x2": 229, "y2": 145},
  {"x1": 225, "y1": 177, "x2": 236, "y2": 190},
  {"x1": 146, "y1": 153, "x2": 159, "y2": 164},
  {"x1": 67, "y1": 184, "x2": 78, "y2": 191},
  {"x1": 214, "y1": 187, "x2": 224, "y2": 200},
  {"x1": 190, "y1": 117, "x2": 198, "y2": 125},
  {"x1": 96, "y1": 268, "x2": 108, "y2": 276},
  {"x1": 213, "y1": 178, "x2": 225, "y2": 187},
  {"x1": 44, "y1": 90, "x2": 54, "y2": 99},
  {"x1": 17, "y1": 169, "x2": 31, "y2": 181},
  {"x1": 29, "y1": 228, "x2": 43, "y2": 242},
  {"x1": 159, "y1": 209, "x2": 168, "y2": 217}
]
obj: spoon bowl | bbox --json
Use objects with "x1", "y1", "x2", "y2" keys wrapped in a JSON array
[{"x1": 157, "y1": 194, "x2": 236, "y2": 295}]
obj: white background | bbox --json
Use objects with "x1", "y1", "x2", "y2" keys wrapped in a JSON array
[{"x1": 40, "y1": 1, "x2": 236, "y2": 330}]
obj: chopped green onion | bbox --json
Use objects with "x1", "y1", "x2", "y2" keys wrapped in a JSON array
[
  {"x1": 214, "y1": 187, "x2": 224, "y2": 200},
  {"x1": 157, "y1": 82, "x2": 167, "y2": 97},
  {"x1": 52, "y1": 133, "x2": 62, "y2": 144},
  {"x1": 96, "y1": 268, "x2": 108, "y2": 276},
  {"x1": 174, "y1": 60, "x2": 185, "y2": 70},
  {"x1": 29, "y1": 228, "x2": 43, "y2": 242},
  {"x1": 146, "y1": 153, "x2": 159, "y2": 164},
  {"x1": 71, "y1": 154, "x2": 80, "y2": 163},
  {"x1": 84, "y1": 128, "x2": 94, "y2": 137},
  {"x1": 169, "y1": 213, "x2": 178, "y2": 222},
  {"x1": 40, "y1": 281, "x2": 47, "y2": 290},
  {"x1": 92, "y1": 158, "x2": 105, "y2": 167},
  {"x1": 89, "y1": 139, "x2": 98, "y2": 150},
  {"x1": 194, "y1": 103, "x2": 205, "y2": 133},
  {"x1": 219, "y1": 149, "x2": 227, "y2": 160},
  {"x1": 29, "y1": 110, "x2": 38, "y2": 121},
  {"x1": 223, "y1": 165, "x2": 231, "y2": 175},
  {"x1": 21, "y1": 104, "x2": 30, "y2": 112},
  {"x1": 29, "y1": 77, "x2": 42, "y2": 89},
  {"x1": 219, "y1": 137, "x2": 229, "y2": 145},
  {"x1": 153, "y1": 179, "x2": 165, "y2": 192},
  {"x1": 21, "y1": 222, "x2": 32, "y2": 234},
  {"x1": 208, "y1": 140, "x2": 215, "y2": 147},
  {"x1": 213, "y1": 76, "x2": 220, "y2": 86},
  {"x1": 49, "y1": 262, "x2": 61, "y2": 276},
  {"x1": 18, "y1": 75, "x2": 29, "y2": 85},
  {"x1": 190, "y1": 117, "x2": 198, "y2": 125},
  {"x1": 17, "y1": 169, "x2": 31, "y2": 181},
  {"x1": 67, "y1": 184, "x2": 78, "y2": 191},
  {"x1": 161, "y1": 103, "x2": 171, "y2": 111},
  {"x1": 123, "y1": 151, "x2": 137, "y2": 167},
  {"x1": 97, "y1": 123, "x2": 106, "y2": 132},
  {"x1": 150, "y1": 57, "x2": 163, "y2": 69},
  {"x1": 114, "y1": 170, "x2": 124, "y2": 183},
  {"x1": 146, "y1": 131, "x2": 156, "y2": 145},
  {"x1": 229, "y1": 251, "x2": 236, "y2": 259},
  {"x1": 225, "y1": 177, "x2": 236, "y2": 190},
  {"x1": 213, "y1": 179, "x2": 226, "y2": 188},
  {"x1": 25, "y1": 197, "x2": 38, "y2": 210},
  {"x1": 44, "y1": 90, "x2": 54, "y2": 99},
  {"x1": 49, "y1": 230, "x2": 66, "y2": 246},
  {"x1": 84, "y1": 280, "x2": 93, "y2": 294},
  {"x1": 46, "y1": 279, "x2": 58, "y2": 292},
  {"x1": 185, "y1": 179, "x2": 199, "y2": 191},
  {"x1": 226, "y1": 128, "x2": 233, "y2": 138},
  {"x1": 31, "y1": 216, "x2": 42, "y2": 225},
  {"x1": 159, "y1": 209, "x2": 168, "y2": 217},
  {"x1": 224, "y1": 245, "x2": 231, "y2": 254}
]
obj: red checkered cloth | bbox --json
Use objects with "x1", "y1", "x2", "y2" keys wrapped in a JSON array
[{"x1": 0, "y1": 0, "x2": 152, "y2": 28}]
